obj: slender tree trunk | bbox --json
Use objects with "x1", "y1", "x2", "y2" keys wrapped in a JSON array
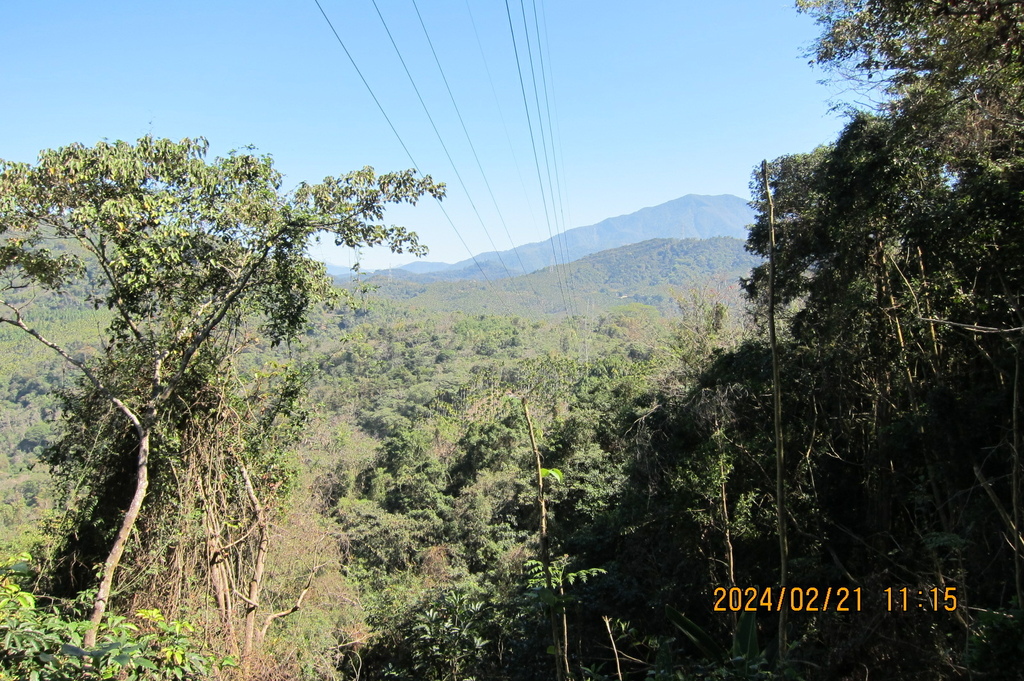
[
  {"x1": 522, "y1": 397, "x2": 566, "y2": 681},
  {"x1": 720, "y1": 458, "x2": 736, "y2": 589},
  {"x1": 763, "y1": 160, "x2": 788, "y2": 663},
  {"x1": 720, "y1": 457, "x2": 738, "y2": 629},
  {"x1": 204, "y1": 507, "x2": 241, "y2": 657},
  {"x1": 84, "y1": 427, "x2": 151, "y2": 648},
  {"x1": 240, "y1": 462, "x2": 269, "y2": 659},
  {"x1": 1013, "y1": 349, "x2": 1022, "y2": 609},
  {"x1": 0, "y1": 318, "x2": 155, "y2": 649},
  {"x1": 603, "y1": 616, "x2": 624, "y2": 681}
]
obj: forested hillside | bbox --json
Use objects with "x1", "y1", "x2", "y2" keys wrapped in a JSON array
[
  {"x1": 354, "y1": 237, "x2": 758, "y2": 316},
  {"x1": 383, "y1": 194, "x2": 754, "y2": 280},
  {"x1": 4, "y1": 1, "x2": 1024, "y2": 680}
]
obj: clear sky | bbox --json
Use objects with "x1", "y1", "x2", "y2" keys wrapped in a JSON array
[{"x1": 2, "y1": 1, "x2": 844, "y2": 271}]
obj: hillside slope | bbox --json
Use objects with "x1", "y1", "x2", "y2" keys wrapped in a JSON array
[
  {"x1": 352, "y1": 236, "x2": 759, "y2": 316},
  {"x1": 384, "y1": 194, "x2": 753, "y2": 281}
]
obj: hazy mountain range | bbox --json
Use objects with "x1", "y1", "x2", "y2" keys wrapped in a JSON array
[
  {"x1": 348, "y1": 236, "x2": 760, "y2": 317},
  {"x1": 327, "y1": 193, "x2": 753, "y2": 281}
]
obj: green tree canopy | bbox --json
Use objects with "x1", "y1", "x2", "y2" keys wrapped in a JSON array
[{"x1": 0, "y1": 136, "x2": 444, "y2": 646}]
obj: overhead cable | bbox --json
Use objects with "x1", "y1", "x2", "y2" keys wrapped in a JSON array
[
  {"x1": 311, "y1": 0, "x2": 514, "y2": 316},
  {"x1": 411, "y1": 0, "x2": 533, "y2": 282},
  {"x1": 503, "y1": 0, "x2": 574, "y2": 319},
  {"x1": 369, "y1": 0, "x2": 523, "y2": 300}
]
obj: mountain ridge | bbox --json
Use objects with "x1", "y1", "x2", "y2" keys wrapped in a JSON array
[
  {"x1": 350, "y1": 236, "x2": 760, "y2": 317},
  {"x1": 331, "y1": 193, "x2": 752, "y2": 282}
]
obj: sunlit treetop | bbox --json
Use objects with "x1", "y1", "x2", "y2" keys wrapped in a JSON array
[{"x1": 0, "y1": 136, "x2": 445, "y2": 347}]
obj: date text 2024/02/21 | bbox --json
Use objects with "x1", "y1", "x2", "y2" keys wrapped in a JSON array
[{"x1": 712, "y1": 586, "x2": 959, "y2": 612}]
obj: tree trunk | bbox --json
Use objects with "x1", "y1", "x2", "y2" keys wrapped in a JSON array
[
  {"x1": 84, "y1": 427, "x2": 151, "y2": 648},
  {"x1": 763, "y1": 160, "x2": 788, "y2": 663},
  {"x1": 241, "y1": 461, "x2": 269, "y2": 659},
  {"x1": 522, "y1": 398, "x2": 566, "y2": 681}
]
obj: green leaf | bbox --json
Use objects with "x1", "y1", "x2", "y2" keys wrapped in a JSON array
[
  {"x1": 540, "y1": 467, "x2": 563, "y2": 484},
  {"x1": 731, "y1": 610, "x2": 758, "y2": 662},
  {"x1": 537, "y1": 587, "x2": 558, "y2": 606},
  {"x1": 666, "y1": 605, "x2": 726, "y2": 663},
  {"x1": 92, "y1": 641, "x2": 121, "y2": 655},
  {"x1": 61, "y1": 643, "x2": 90, "y2": 657},
  {"x1": 8, "y1": 560, "x2": 32, "y2": 574}
]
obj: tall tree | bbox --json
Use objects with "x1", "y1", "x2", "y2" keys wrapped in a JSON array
[
  {"x1": 0, "y1": 136, "x2": 443, "y2": 646},
  {"x1": 745, "y1": 86, "x2": 1024, "y2": 678},
  {"x1": 800, "y1": 0, "x2": 1024, "y2": 155}
]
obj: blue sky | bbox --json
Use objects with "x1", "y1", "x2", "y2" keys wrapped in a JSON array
[{"x1": 2, "y1": 1, "x2": 844, "y2": 271}]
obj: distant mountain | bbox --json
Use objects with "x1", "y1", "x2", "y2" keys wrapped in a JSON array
[
  {"x1": 351, "y1": 236, "x2": 760, "y2": 317},
  {"x1": 381, "y1": 194, "x2": 753, "y2": 282},
  {"x1": 325, "y1": 263, "x2": 351, "y2": 278},
  {"x1": 396, "y1": 260, "x2": 454, "y2": 274}
]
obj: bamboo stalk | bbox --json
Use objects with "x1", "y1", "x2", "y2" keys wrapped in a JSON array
[
  {"x1": 603, "y1": 616, "x2": 624, "y2": 681},
  {"x1": 522, "y1": 397, "x2": 566, "y2": 681},
  {"x1": 762, "y1": 160, "x2": 788, "y2": 663}
]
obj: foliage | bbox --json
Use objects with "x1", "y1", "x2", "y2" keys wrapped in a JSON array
[
  {"x1": 734, "y1": 1, "x2": 1024, "y2": 674},
  {"x1": 800, "y1": 0, "x2": 1024, "y2": 110},
  {"x1": 0, "y1": 554, "x2": 225, "y2": 680},
  {"x1": 522, "y1": 557, "x2": 605, "y2": 614},
  {"x1": 403, "y1": 589, "x2": 491, "y2": 681},
  {"x1": 967, "y1": 608, "x2": 1024, "y2": 680},
  {"x1": 665, "y1": 608, "x2": 771, "y2": 681},
  {"x1": 16, "y1": 8, "x2": 1024, "y2": 672},
  {"x1": 0, "y1": 135, "x2": 444, "y2": 656}
]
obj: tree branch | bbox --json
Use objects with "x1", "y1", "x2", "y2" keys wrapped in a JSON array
[
  {"x1": 80, "y1": 231, "x2": 145, "y2": 343},
  {"x1": 257, "y1": 562, "x2": 325, "y2": 641},
  {"x1": 160, "y1": 241, "x2": 274, "y2": 405},
  {"x1": 919, "y1": 317, "x2": 1024, "y2": 334},
  {"x1": 0, "y1": 305, "x2": 143, "y2": 437}
]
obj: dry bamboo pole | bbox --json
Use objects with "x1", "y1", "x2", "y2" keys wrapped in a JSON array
[
  {"x1": 1013, "y1": 350, "x2": 1022, "y2": 609},
  {"x1": 522, "y1": 397, "x2": 566, "y2": 681},
  {"x1": 762, "y1": 160, "x2": 788, "y2": 663}
]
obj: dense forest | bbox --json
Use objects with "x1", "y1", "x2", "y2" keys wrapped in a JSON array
[{"x1": 5, "y1": 0, "x2": 1024, "y2": 679}]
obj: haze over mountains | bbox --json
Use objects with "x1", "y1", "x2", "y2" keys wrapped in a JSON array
[
  {"x1": 356, "y1": 236, "x2": 760, "y2": 316},
  {"x1": 327, "y1": 194, "x2": 753, "y2": 281}
]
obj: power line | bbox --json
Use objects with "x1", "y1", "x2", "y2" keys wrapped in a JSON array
[
  {"x1": 537, "y1": 0, "x2": 575, "y2": 253},
  {"x1": 408, "y1": 0, "x2": 546, "y2": 313},
  {"x1": 369, "y1": 0, "x2": 522, "y2": 295},
  {"x1": 532, "y1": 0, "x2": 572, "y2": 281},
  {"x1": 312, "y1": 0, "x2": 416, "y2": 170},
  {"x1": 518, "y1": 0, "x2": 580, "y2": 321},
  {"x1": 464, "y1": 0, "x2": 542, "y2": 247},
  {"x1": 523, "y1": 0, "x2": 581, "y2": 321},
  {"x1": 311, "y1": 0, "x2": 513, "y2": 316},
  {"x1": 531, "y1": 0, "x2": 581, "y2": 323},
  {"x1": 503, "y1": 0, "x2": 573, "y2": 320},
  {"x1": 411, "y1": 0, "x2": 532, "y2": 280}
]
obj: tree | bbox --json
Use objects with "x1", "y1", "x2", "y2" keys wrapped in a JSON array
[
  {"x1": 742, "y1": 102, "x2": 1024, "y2": 675},
  {"x1": 800, "y1": 0, "x2": 1024, "y2": 158},
  {"x1": 0, "y1": 136, "x2": 444, "y2": 646}
]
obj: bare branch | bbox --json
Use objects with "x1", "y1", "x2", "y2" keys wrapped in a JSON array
[
  {"x1": 257, "y1": 562, "x2": 326, "y2": 641},
  {"x1": 233, "y1": 590, "x2": 259, "y2": 608},
  {"x1": 919, "y1": 317, "x2": 1024, "y2": 334},
  {"x1": 0, "y1": 305, "x2": 143, "y2": 436}
]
